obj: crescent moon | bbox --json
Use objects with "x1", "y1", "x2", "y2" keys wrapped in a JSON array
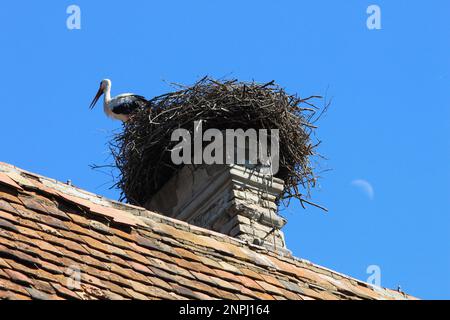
[{"x1": 351, "y1": 179, "x2": 374, "y2": 200}]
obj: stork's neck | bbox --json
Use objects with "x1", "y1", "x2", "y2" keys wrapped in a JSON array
[
  {"x1": 102, "y1": 84, "x2": 116, "y2": 120},
  {"x1": 103, "y1": 85, "x2": 112, "y2": 107}
]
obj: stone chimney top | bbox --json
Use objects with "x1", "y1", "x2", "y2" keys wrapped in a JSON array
[{"x1": 146, "y1": 164, "x2": 288, "y2": 252}]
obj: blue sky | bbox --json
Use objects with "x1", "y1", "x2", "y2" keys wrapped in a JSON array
[{"x1": 0, "y1": 1, "x2": 449, "y2": 299}]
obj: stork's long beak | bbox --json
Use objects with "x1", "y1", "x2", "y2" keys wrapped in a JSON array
[{"x1": 89, "y1": 87, "x2": 104, "y2": 109}]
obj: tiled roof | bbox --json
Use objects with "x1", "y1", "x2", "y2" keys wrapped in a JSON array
[{"x1": 0, "y1": 162, "x2": 415, "y2": 300}]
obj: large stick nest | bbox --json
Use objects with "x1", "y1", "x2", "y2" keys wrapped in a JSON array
[{"x1": 111, "y1": 77, "x2": 325, "y2": 210}]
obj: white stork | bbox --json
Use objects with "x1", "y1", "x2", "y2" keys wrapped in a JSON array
[{"x1": 89, "y1": 79, "x2": 147, "y2": 122}]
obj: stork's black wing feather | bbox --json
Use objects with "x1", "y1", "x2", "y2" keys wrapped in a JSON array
[{"x1": 111, "y1": 95, "x2": 148, "y2": 115}]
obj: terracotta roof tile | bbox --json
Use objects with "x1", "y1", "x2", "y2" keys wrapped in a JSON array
[
  {"x1": 235, "y1": 294, "x2": 254, "y2": 300},
  {"x1": 147, "y1": 275, "x2": 173, "y2": 291},
  {"x1": 110, "y1": 226, "x2": 136, "y2": 242},
  {"x1": 79, "y1": 234, "x2": 110, "y2": 254},
  {"x1": 80, "y1": 283, "x2": 109, "y2": 299},
  {"x1": 0, "y1": 244, "x2": 39, "y2": 268},
  {"x1": 0, "y1": 172, "x2": 23, "y2": 190},
  {"x1": 209, "y1": 287, "x2": 240, "y2": 300},
  {"x1": 173, "y1": 247, "x2": 203, "y2": 263},
  {"x1": 278, "y1": 279, "x2": 306, "y2": 294},
  {"x1": 0, "y1": 217, "x2": 18, "y2": 233},
  {"x1": 147, "y1": 285, "x2": 180, "y2": 300},
  {"x1": 213, "y1": 268, "x2": 237, "y2": 281},
  {"x1": 34, "y1": 269, "x2": 65, "y2": 285},
  {"x1": 165, "y1": 263, "x2": 195, "y2": 279},
  {"x1": 0, "y1": 290, "x2": 12, "y2": 299},
  {"x1": 124, "y1": 287, "x2": 148, "y2": 300},
  {"x1": 0, "y1": 258, "x2": 11, "y2": 269},
  {"x1": 256, "y1": 280, "x2": 284, "y2": 296},
  {"x1": 128, "y1": 260, "x2": 152, "y2": 275},
  {"x1": 122, "y1": 249, "x2": 149, "y2": 265},
  {"x1": 177, "y1": 275, "x2": 218, "y2": 295},
  {"x1": 210, "y1": 276, "x2": 240, "y2": 292},
  {"x1": 190, "y1": 270, "x2": 217, "y2": 286},
  {"x1": 0, "y1": 200, "x2": 19, "y2": 216},
  {"x1": 0, "y1": 163, "x2": 416, "y2": 300},
  {"x1": 170, "y1": 283, "x2": 210, "y2": 300},
  {"x1": 81, "y1": 255, "x2": 110, "y2": 271},
  {"x1": 249, "y1": 290, "x2": 275, "y2": 300},
  {"x1": 79, "y1": 245, "x2": 110, "y2": 262},
  {"x1": 233, "y1": 284, "x2": 263, "y2": 300},
  {"x1": 236, "y1": 275, "x2": 264, "y2": 292},
  {"x1": 176, "y1": 259, "x2": 218, "y2": 280},
  {"x1": 148, "y1": 266, "x2": 179, "y2": 283},
  {"x1": 33, "y1": 280, "x2": 56, "y2": 295},
  {"x1": 102, "y1": 270, "x2": 130, "y2": 287},
  {"x1": 9, "y1": 293, "x2": 33, "y2": 300},
  {"x1": 240, "y1": 267, "x2": 265, "y2": 281},
  {"x1": 51, "y1": 283, "x2": 81, "y2": 299},
  {"x1": 16, "y1": 222, "x2": 43, "y2": 239},
  {"x1": 0, "y1": 188, "x2": 21, "y2": 205},
  {"x1": 4, "y1": 171, "x2": 35, "y2": 189},
  {"x1": 35, "y1": 250, "x2": 65, "y2": 268},
  {"x1": 0, "y1": 208, "x2": 17, "y2": 222},
  {"x1": 60, "y1": 238, "x2": 91, "y2": 255},
  {"x1": 197, "y1": 256, "x2": 224, "y2": 270},
  {"x1": 259, "y1": 274, "x2": 285, "y2": 288},
  {"x1": 4, "y1": 269, "x2": 35, "y2": 286},
  {"x1": 19, "y1": 195, "x2": 70, "y2": 222},
  {"x1": 82, "y1": 272, "x2": 108, "y2": 289},
  {"x1": 0, "y1": 276, "x2": 31, "y2": 297},
  {"x1": 65, "y1": 212, "x2": 90, "y2": 227},
  {"x1": 30, "y1": 239, "x2": 59, "y2": 256},
  {"x1": 89, "y1": 220, "x2": 112, "y2": 235},
  {"x1": 38, "y1": 259, "x2": 64, "y2": 275},
  {"x1": 277, "y1": 287, "x2": 303, "y2": 300},
  {"x1": 217, "y1": 261, "x2": 243, "y2": 275},
  {"x1": 135, "y1": 233, "x2": 180, "y2": 258},
  {"x1": 2, "y1": 258, "x2": 35, "y2": 278}
]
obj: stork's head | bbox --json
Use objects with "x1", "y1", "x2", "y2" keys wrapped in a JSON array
[{"x1": 89, "y1": 79, "x2": 111, "y2": 109}]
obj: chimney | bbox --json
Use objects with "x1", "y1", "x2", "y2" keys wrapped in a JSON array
[{"x1": 145, "y1": 164, "x2": 288, "y2": 252}]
